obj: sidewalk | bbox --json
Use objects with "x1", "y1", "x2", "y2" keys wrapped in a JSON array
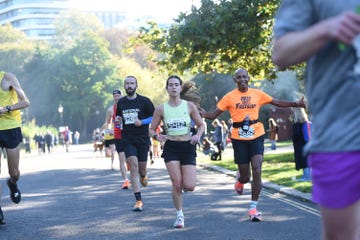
[{"x1": 198, "y1": 144, "x2": 312, "y2": 203}]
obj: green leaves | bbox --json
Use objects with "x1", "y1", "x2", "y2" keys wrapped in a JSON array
[
  {"x1": 0, "y1": 24, "x2": 34, "y2": 74},
  {"x1": 138, "y1": 0, "x2": 281, "y2": 80}
]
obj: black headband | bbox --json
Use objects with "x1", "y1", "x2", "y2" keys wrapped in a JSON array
[{"x1": 113, "y1": 89, "x2": 122, "y2": 95}]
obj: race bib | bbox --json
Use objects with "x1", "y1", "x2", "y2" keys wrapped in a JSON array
[
  {"x1": 166, "y1": 118, "x2": 187, "y2": 131},
  {"x1": 123, "y1": 111, "x2": 138, "y2": 125},
  {"x1": 238, "y1": 127, "x2": 255, "y2": 138}
]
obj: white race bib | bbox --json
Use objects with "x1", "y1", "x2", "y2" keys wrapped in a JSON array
[
  {"x1": 123, "y1": 112, "x2": 138, "y2": 125},
  {"x1": 238, "y1": 127, "x2": 255, "y2": 138}
]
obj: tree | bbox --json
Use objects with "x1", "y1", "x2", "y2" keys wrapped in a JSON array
[
  {"x1": 20, "y1": 12, "x2": 122, "y2": 139},
  {"x1": 52, "y1": 10, "x2": 105, "y2": 49},
  {"x1": 0, "y1": 24, "x2": 35, "y2": 76},
  {"x1": 24, "y1": 31, "x2": 120, "y2": 139},
  {"x1": 105, "y1": 27, "x2": 133, "y2": 57},
  {"x1": 2, "y1": 11, "x2": 177, "y2": 141},
  {"x1": 23, "y1": 42, "x2": 59, "y2": 125},
  {"x1": 138, "y1": 0, "x2": 280, "y2": 80},
  {"x1": 106, "y1": 26, "x2": 159, "y2": 70},
  {"x1": 49, "y1": 31, "x2": 119, "y2": 137}
]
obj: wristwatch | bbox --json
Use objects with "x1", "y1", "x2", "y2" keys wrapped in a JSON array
[
  {"x1": 5, "y1": 106, "x2": 11, "y2": 112},
  {"x1": 153, "y1": 134, "x2": 158, "y2": 140}
]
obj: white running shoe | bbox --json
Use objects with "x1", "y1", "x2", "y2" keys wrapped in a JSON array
[{"x1": 173, "y1": 215, "x2": 185, "y2": 228}]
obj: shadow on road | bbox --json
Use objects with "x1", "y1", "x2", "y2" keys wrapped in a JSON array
[{"x1": 0, "y1": 145, "x2": 320, "y2": 240}]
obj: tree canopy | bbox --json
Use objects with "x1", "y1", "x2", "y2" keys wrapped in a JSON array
[
  {"x1": 138, "y1": 0, "x2": 280, "y2": 80},
  {"x1": 0, "y1": 1, "x2": 307, "y2": 141},
  {"x1": 0, "y1": 24, "x2": 34, "y2": 75},
  {"x1": 5, "y1": 12, "x2": 170, "y2": 140}
]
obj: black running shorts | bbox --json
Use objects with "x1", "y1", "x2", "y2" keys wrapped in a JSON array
[
  {"x1": 0, "y1": 127, "x2": 23, "y2": 149},
  {"x1": 114, "y1": 139, "x2": 124, "y2": 153},
  {"x1": 231, "y1": 135, "x2": 265, "y2": 164},
  {"x1": 162, "y1": 140, "x2": 196, "y2": 165}
]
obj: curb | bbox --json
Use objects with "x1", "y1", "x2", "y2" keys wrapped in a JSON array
[{"x1": 198, "y1": 162, "x2": 312, "y2": 203}]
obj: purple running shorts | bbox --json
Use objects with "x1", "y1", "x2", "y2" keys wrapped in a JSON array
[{"x1": 309, "y1": 151, "x2": 360, "y2": 209}]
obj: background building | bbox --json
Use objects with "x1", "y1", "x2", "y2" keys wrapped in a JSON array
[
  {"x1": 0, "y1": 0, "x2": 126, "y2": 40},
  {"x1": 269, "y1": 107, "x2": 293, "y2": 141}
]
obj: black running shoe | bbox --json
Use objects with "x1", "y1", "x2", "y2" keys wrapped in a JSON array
[
  {"x1": 7, "y1": 179, "x2": 21, "y2": 204},
  {"x1": 0, "y1": 206, "x2": 5, "y2": 225}
]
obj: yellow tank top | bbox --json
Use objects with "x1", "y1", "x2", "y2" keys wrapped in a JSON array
[
  {"x1": 0, "y1": 71, "x2": 22, "y2": 130},
  {"x1": 163, "y1": 100, "x2": 191, "y2": 136}
]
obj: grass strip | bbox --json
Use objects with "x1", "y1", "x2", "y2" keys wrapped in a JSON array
[{"x1": 197, "y1": 142, "x2": 312, "y2": 193}]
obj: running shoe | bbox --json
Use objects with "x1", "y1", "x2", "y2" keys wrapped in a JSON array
[
  {"x1": 122, "y1": 179, "x2": 130, "y2": 189},
  {"x1": 248, "y1": 208, "x2": 262, "y2": 222},
  {"x1": 132, "y1": 200, "x2": 143, "y2": 211},
  {"x1": 234, "y1": 171, "x2": 244, "y2": 195},
  {"x1": 0, "y1": 206, "x2": 5, "y2": 225},
  {"x1": 173, "y1": 215, "x2": 185, "y2": 228},
  {"x1": 7, "y1": 179, "x2": 21, "y2": 204},
  {"x1": 140, "y1": 175, "x2": 148, "y2": 187},
  {"x1": 234, "y1": 181, "x2": 244, "y2": 195}
]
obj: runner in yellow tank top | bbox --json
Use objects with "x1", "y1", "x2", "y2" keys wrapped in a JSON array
[
  {"x1": 200, "y1": 68, "x2": 305, "y2": 222},
  {"x1": 0, "y1": 71, "x2": 30, "y2": 225},
  {"x1": 149, "y1": 75, "x2": 205, "y2": 228}
]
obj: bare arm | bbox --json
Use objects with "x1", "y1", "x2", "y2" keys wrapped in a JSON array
[
  {"x1": 199, "y1": 107, "x2": 224, "y2": 120},
  {"x1": 105, "y1": 107, "x2": 113, "y2": 125},
  {"x1": 189, "y1": 102, "x2": 205, "y2": 144},
  {"x1": 272, "y1": 11, "x2": 360, "y2": 70},
  {"x1": 149, "y1": 104, "x2": 164, "y2": 140},
  {"x1": 271, "y1": 96, "x2": 306, "y2": 108},
  {"x1": 101, "y1": 107, "x2": 114, "y2": 133},
  {"x1": 1, "y1": 73, "x2": 30, "y2": 112}
]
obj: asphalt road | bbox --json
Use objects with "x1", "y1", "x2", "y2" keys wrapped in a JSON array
[{"x1": 0, "y1": 144, "x2": 321, "y2": 240}]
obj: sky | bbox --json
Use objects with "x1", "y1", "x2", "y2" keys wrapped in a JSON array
[{"x1": 69, "y1": 0, "x2": 201, "y2": 23}]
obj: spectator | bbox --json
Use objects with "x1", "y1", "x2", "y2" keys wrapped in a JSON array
[
  {"x1": 268, "y1": 118, "x2": 278, "y2": 150},
  {"x1": 211, "y1": 119, "x2": 223, "y2": 160},
  {"x1": 292, "y1": 108, "x2": 312, "y2": 181},
  {"x1": 220, "y1": 120, "x2": 230, "y2": 148},
  {"x1": 202, "y1": 137, "x2": 216, "y2": 156},
  {"x1": 62, "y1": 126, "x2": 71, "y2": 152},
  {"x1": 73, "y1": 131, "x2": 80, "y2": 145},
  {"x1": 44, "y1": 131, "x2": 53, "y2": 154}
]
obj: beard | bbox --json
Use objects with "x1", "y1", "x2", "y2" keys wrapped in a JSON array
[{"x1": 125, "y1": 87, "x2": 136, "y2": 96}]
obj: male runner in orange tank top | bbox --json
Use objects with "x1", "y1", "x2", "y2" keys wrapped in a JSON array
[{"x1": 200, "y1": 68, "x2": 305, "y2": 222}]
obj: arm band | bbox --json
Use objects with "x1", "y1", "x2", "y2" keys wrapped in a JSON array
[{"x1": 141, "y1": 116, "x2": 153, "y2": 125}]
